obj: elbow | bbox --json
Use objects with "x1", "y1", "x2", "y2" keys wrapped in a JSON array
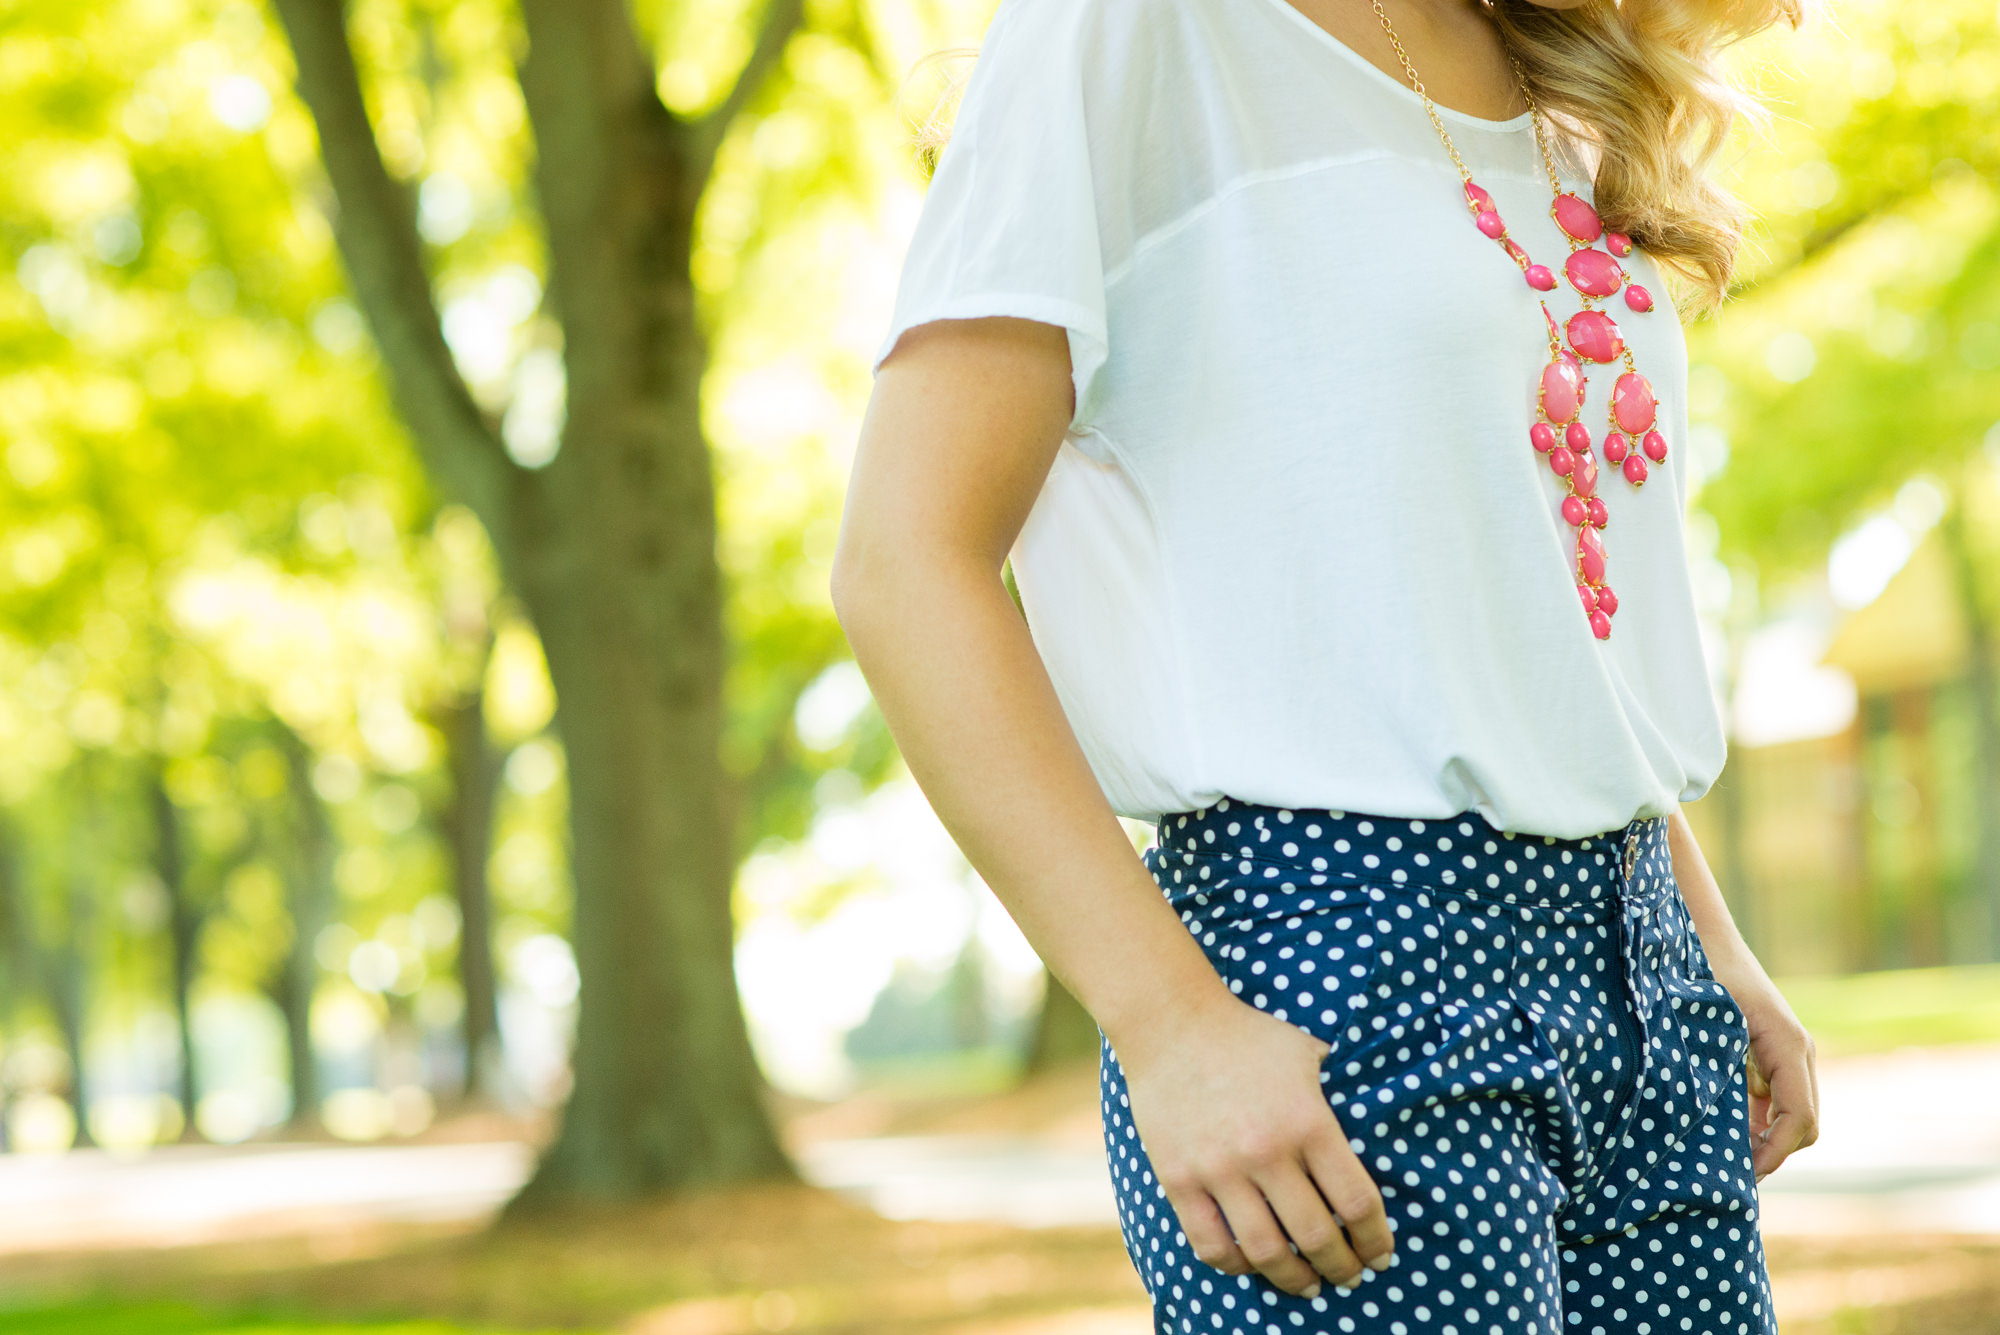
[
  {"x1": 832, "y1": 522, "x2": 994, "y2": 648},
  {"x1": 829, "y1": 532, "x2": 887, "y2": 643}
]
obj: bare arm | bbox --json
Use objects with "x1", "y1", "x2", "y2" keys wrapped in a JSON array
[
  {"x1": 833, "y1": 317, "x2": 1392, "y2": 1294},
  {"x1": 1667, "y1": 808, "x2": 1820, "y2": 1180}
]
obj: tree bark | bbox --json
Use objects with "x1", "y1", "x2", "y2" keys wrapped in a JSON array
[
  {"x1": 0, "y1": 823, "x2": 30, "y2": 1153},
  {"x1": 274, "y1": 0, "x2": 805, "y2": 1201},
  {"x1": 148, "y1": 769, "x2": 207, "y2": 1141},
  {"x1": 437, "y1": 686, "x2": 504, "y2": 1101},
  {"x1": 1939, "y1": 491, "x2": 2000, "y2": 961},
  {"x1": 1026, "y1": 972, "x2": 1102, "y2": 1072},
  {"x1": 278, "y1": 728, "x2": 335, "y2": 1130},
  {"x1": 51, "y1": 873, "x2": 94, "y2": 1150}
]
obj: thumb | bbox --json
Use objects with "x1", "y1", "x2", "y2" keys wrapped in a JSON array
[{"x1": 1744, "y1": 1045, "x2": 1771, "y2": 1099}]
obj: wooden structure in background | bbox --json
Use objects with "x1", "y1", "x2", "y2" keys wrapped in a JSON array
[{"x1": 1686, "y1": 528, "x2": 1998, "y2": 976}]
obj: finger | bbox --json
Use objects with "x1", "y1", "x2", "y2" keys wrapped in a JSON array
[
  {"x1": 1752, "y1": 1059, "x2": 1820, "y2": 1180},
  {"x1": 1254, "y1": 1159, "x2": 1363, "y2": 1289},
  {"x1": 1302, "y1": 1127, "x2": 1393, "y2": 1270},
  {"x1": 1743, "y1": 1050, "x2": 1774, "y2": 1142},
  {"x1": 1211, "y1": 1182, "x2": 1324, "y2": 1297},
  {"x1": 1165, "y1": 1182, "x2": 1252, "y2": 1277}
]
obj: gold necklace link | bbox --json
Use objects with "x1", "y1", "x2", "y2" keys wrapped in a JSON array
[{"x1": 1365, "y1": 0, "x2": 1566, "y2": 199}]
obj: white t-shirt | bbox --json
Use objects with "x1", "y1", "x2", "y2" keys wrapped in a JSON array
[{"x1": 873, "y1": 0, "x2": 1728, "y2": 838}]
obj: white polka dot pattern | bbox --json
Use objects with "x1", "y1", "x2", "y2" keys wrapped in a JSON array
[{"x1": 1099, "y1": 801, "x2": 1774, "y2": 1335}]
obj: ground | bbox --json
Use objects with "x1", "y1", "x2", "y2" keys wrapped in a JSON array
[{"x1": 5, "y1": 969, "x2": 2000, "y2": 1335}]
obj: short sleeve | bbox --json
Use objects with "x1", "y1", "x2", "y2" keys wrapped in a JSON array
[{"x1": 873, "y1": 0, "x2": 1113, "y2": 452}]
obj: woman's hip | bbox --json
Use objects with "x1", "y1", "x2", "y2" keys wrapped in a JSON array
[{"x1": 1139, "y1": 798, "x2": 1752, "y2": 1224}]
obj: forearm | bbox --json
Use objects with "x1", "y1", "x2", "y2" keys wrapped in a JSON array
[
  {"x1": 1664, "y1": 808, "x2": 1761, "y2": 980},
  {"x1": 835, "y1": 553, "x2": 1233, "y2": 1062}
]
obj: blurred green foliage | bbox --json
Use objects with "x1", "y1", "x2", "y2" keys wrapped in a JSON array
[
  {"x1": 0, "y1": 0, "x2": 958, "y2": 1142},
  {"x1": 1693, "y1": 0, "x2": 2000, "y2": 579},
  {"x1": 0, "y1": 0, "x2": 1995, "y2": 1149}
]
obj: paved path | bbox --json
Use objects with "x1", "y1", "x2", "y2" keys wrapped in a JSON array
[
  {"x1": 808, "y1": 1045, "x2": 2000, "y2": 1235},
  {"x1": 0, "y1": 1140, "x2": 534, "y2": 1255},
  {"x1": 1, "y1": 1046, "x2": 1995, "y2": 1255},
  {"x1": 1755, "y1": 1042, "x2": 2000, "y2": 1235}
]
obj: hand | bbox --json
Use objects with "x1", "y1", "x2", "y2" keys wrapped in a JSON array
[
  {"x1": 1112, "y1": 995, "x2": 1394, "y2": 1297},
  {"x1": 1717, "y1": 966, "x2": 1820, "y2": 1181}
]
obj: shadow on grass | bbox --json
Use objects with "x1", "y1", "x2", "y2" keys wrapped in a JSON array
[{"x1": 0, "y1": 1182, "x2": 1145, "y2": 1335}]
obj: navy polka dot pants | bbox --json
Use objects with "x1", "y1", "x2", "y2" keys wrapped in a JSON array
[{"x1": 1101, "y1": 801, "x2": 1774, "y2": 1335}]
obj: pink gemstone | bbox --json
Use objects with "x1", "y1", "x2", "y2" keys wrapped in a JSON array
[
  {"x1": 1550, "y1": 446, "x2": 1576, "y2": 477},
  {"x1": 1606, "y1": 232, "x2": 1634, "y2": 257},
  {"x1": 1525, "y1": 264, "x2": 1557, "y2": 291},
  {"x1": 1577, "y1": 527, "x2": 1607, "y2": 584},
  {"x1": 1597, "y1": 585, "x2": 1619, "y2": 615},
  {"x1": 1555, "y1": 194, "x2": 1605, "y2": 242},
  {"x1": 1539, "y1": 354, "x2": 1586, "y2": 424},
  {"x1": 1622, "y1": 453, "x2": 1649, "y2": 485},
  {"x1": 1590, "y1": 609, "x2": 1613, "y2": 640},
  {"x1": 1565, "y1": 248, "x2": 1625, "y2": 297},
  {"x1": 1476, "y1": 211, "x2": 1507, "y2": 239},
  {"x1": 1642, "y1": 430, "x2": 1668, "y2": 462},
  {"x1": 1566, "y1": 310, "x2": 1625, "y2": 364},
  {"x1": 1530, "y1": 422, "x2": 1558, "y2": 453},
  {"x1": 1578, "y1": 583, "x2": 1599, "y2": 615},
  {"x1": 1625, "y1": 284, "x2": 1654, "y2": 313},
  {"x1": 1562, "y1": 495, "x2": 1587, "y2": 527},
  {"x1": 1571, "y1": 452, "x2": 1599, "y2": 498},
  {"x1": 1586, "y1": 497, "x2": 1609, "y2": 528},
  {"x1": 1603, "y1": 432, "x2": 1629, "y2": 463},
  {"x1": 1612, "y1": 372, "x2": 1657, "y2": 433},
  {"x1": 1465, "y1": 181, "x2": 1495, "y2": 212},
  {"x1": 1564, "y1": 422, "x2": 1591, "y2": 452},
  {"x1": 1503, "y1": 239, "x2": 1529, "y2": 264}
]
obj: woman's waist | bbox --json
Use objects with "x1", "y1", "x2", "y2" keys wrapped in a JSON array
[{"x1": 1152, "y1": 798, "x2": 1672, "y2": 916}]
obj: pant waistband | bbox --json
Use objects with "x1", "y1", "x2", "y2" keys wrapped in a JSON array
[{"x1": 1154, "y1": 800, "x2": 1671, "y2": 914}]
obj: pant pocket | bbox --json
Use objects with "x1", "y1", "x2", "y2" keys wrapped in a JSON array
[{"x1": 1630, "y1": 892, "x2": 1750, "y2": 1155}]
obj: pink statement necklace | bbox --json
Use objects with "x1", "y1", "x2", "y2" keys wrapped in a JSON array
[{"x1": 1370, "y1": 1, "x2": 1664, "y2": 641}]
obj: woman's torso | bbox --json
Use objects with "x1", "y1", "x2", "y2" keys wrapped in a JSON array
[{"x1": 882, "y1": 0, "x2": 1729, "y2": 837}]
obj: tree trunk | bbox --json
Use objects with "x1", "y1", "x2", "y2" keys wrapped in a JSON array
[
  {"x1": 1026, "y1": 972, "x2": 1102, "y2": 1072},
  {"x1": 1939, "y1": 490, "x2": 2000, "y2": 961},
  {"x1": 1713, "y1": 762, "x2": 1756, "y2": 954},
  {"x1": 150, "y1": 770, "x2": 205, "y2": 1141},
  {"x1": 508, "y1": 422, "x2": 790, "y2": 1198},
  {"x1": 274, "y1": 0, "x2": 806, "y2": 1204},
  {"x1": 0, "y1": 824, "x2": 30, "y2": 1154},
  {"x1": 279, "y1": 729, "x2": 334, "y2": 1130},
  {"x1": 489, "y1": 0, "x2": 792, "y2": 1204},
  {"x1": 438, "y1": 687, "x2": 504, "y2": 1101},
  {"x1": 51, "y1": 874, "x2": 94, "y2": 1149}
]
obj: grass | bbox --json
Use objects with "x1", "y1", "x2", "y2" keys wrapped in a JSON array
[
  {"x1": 0, "y1": 1181, "x2": 1149, "y2": 1335},
  {"x1": 0, "y1": 1302, "x2": 553, "y2": 1334},
  {"x1": 1778, "y1": 963, "x2": 2000, "y2": 1055},
  {"x1": 8, "y1": 968, "x2": 2000, "y2": 1335},
  {"x1": 9, "y1": 1227, "x2": 2000, "y2": 1335}
]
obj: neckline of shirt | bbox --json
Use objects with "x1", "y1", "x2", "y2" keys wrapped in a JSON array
[{"x1": 1254, "y1": 0, "x2": 1538, "y2": 134}]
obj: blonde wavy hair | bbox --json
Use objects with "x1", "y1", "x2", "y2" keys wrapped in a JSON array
[{"x1": 907, "y1": 0, "x2": 1810, "y2": 312}]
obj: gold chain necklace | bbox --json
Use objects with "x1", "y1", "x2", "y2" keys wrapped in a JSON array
[{"x1": 1368, "y1": 0, "x2": 1666, "y2": 641}]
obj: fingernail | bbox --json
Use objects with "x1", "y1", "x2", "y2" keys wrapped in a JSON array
[
  {"x1": 1338, "y1": 1276, "x2": 1362, "y2": 1292},
  {"x1": 1367, "y1": 1254, "x2": 1393, "y2": 1272},
  {"x1": 1302, "y1": 1283, "x2": 1322, "y2": 1299}
]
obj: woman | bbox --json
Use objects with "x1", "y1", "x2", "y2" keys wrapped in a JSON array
[{"x1": 833, "y1": 0, "x2": 1820, "y2": 1330}]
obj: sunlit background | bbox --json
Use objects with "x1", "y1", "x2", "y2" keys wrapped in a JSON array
[{"x1": 1, "y1": 0, "x2": 1998, "y2": 1332}]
